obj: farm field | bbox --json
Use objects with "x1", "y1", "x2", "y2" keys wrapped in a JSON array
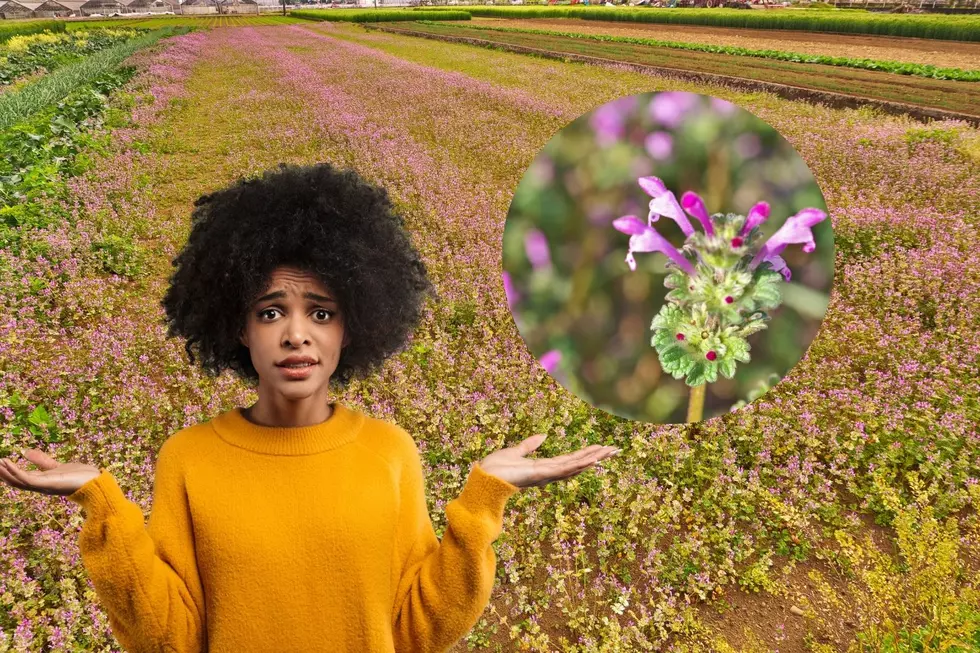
[
  {"x1": 461, "y1": 16, "x2": 980, "y2": 71},
  {"x1": 65, "y1": 14, "x2": 306, "y2": 29},
  {"x1": 414, "y1": 5, "x2": 980, "y2": 41},
  {"x1": 1, "y1": 15, "x2": 979, "y2": 653},
  {"x1": 370, "y1": 20, "x2": 980, "y2": 118}
]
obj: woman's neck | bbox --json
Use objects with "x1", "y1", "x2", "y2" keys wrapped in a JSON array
[{"x1": 242, "y1": 402, "x2": 334, "y2": 428}]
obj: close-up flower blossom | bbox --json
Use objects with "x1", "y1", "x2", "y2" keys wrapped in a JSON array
[{"x1": 613, "y1": 175, "x2": 828, "y2": 402}]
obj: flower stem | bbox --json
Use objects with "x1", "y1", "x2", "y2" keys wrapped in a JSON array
[{"x1": 687, "y1": 383, "x2": 706, "y2": 423}]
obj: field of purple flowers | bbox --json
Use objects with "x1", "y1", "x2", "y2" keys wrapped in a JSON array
[{"x1": 0, "y1": 20, "x2": 978, "y2": 652}]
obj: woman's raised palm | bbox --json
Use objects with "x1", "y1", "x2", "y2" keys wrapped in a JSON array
[{"x1": 0, "y1": 450, "x2": 101, "y2": 496}]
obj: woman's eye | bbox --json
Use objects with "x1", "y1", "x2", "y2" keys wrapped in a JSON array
[{"x1": 258, "y1": 309, "x2": 333, "y2": 321}]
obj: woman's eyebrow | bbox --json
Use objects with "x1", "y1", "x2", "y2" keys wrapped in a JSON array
[{"x1": 255, "y1": 291, "x2": 337, "y2": 303}]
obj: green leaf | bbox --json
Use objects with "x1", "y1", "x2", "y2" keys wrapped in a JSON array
[
  {"x1": 686, "y1": 362, "x2": 707, "y2": 387},
  {"x1": 652, "y1": 329, "x2": 674, "y2": 348},
  {"x1": 705, "y1": 363, "x2": 718, "y2": 384},
  {"x1": 665, "y1": 288, "x2": 691, "y2": 303},
  {"x1": 753, "y1": 286, "x2": 781, "y2": 309},
  {"x1": 28, "y1": 404, "x2": 51, "y2": 427},
  {"x1": 722, "y1": 334, "x2": 751, "y2": 363},
  {"x1": 750, "y1": 269, "x2": 783, "y2": 309},
  {"x1": 659, "y1": 346, "x2": 693, "y2": 378},
  {"x1": 720, "y1": 358, "x2": 737, "y2": 379},
  {"x1": 737, "y1": 318, "x2": 769, "y2": 338},
  {"x1": 659, "y1": 344, "x2": 687, "y2": 364},
  {"x1": 651, "y1": 303, "x2": 685, "y2": 332}
]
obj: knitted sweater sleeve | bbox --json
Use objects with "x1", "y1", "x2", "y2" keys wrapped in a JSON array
[
  {"x1": 66, "y1": 438, "x2": 206, "y2": 653},
  {"x1": 390, "y1": 436, "x2": 521, "y2": 653}
]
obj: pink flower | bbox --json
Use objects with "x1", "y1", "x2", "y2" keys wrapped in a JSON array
[
  {"x1": 590, "y1": 96, "x2": 637, "y2": 146},
  {"x1": 524, "y1": 229, "x2": 551, "y2": 269},
  {"x1": 638, "y1": 176, "x2": 695, "y2": 237},
  {"x1": 749, "y1": 208, "x2": 827, "y2": 281},
  {"x1": 644, "y1": 131, "x2": 673, "y2": 160},
  {"x1": 539, "y1": 349, "x2": 561, "y2": 374},
  {"x1": 680, "y1": 191, "x2": 714, "y2": 237},
  {"x1": 740, "y1": 202, "x2": 771, "y2": 237},
  {"x1": 649, "y1": 91, "x2": 700, "y2": 129},
  {"x1": 612, "y1": 215, "x2": 696, "y2": 276}
]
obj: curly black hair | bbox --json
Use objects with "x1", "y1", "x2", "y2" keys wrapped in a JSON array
[{"x1": 160, "y1": 162, "x2": 436, "y2": 387}]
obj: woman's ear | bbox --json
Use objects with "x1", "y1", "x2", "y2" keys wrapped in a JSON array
[{"x1": 239, "y1": 330, "x2": 248, "y2": 348}]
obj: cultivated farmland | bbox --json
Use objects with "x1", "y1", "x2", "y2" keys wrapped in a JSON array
[{"x1": 0, "y1": 12, "x2": 978, "y2": 653}]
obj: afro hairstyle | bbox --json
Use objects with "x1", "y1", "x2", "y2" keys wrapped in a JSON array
[{"x1": 160, "y1": 162, "x2": 435, "y2": 387}]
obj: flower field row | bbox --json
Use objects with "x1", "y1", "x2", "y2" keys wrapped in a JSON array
[
  {"x1": 0, "y1": 27, "x2": 213, "y2": 648},
  {"x1": 415, "y1": 20, "x2": 980, "y2": 81},
  {"x1": 0, "y1": 18, "x2": 977, "y2": 652}
]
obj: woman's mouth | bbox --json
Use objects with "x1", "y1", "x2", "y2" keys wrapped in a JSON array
[{"x1": 278, "y1": 363, "x2": 317, "y2": 379}]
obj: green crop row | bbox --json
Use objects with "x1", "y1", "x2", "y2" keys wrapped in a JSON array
[
  {"x1": 0, "y1": 27, "x2": 177, "y2": 131},
  {"x1": 417, "y1": 6, "x2": 980, "y2": 41},
  {"x1": 291, "y1": 8, "x2": 470, "y2": 22},
  {"x1": 0, "y1": 66, "x2": 138, "y2": 254},
  {"x1": 0, "y1": 20, "x2": 66, "y2": 44},
  {"x1": 414, "y1": 20, "x2": 980, "y2": 81},
  {"x1": 1, "y1": 28, "x2": 142, "y2": 88}
]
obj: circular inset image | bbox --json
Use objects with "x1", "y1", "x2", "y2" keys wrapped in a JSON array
[{"x1": 502, "y1": 91, "x2": 834, "y2": 424}]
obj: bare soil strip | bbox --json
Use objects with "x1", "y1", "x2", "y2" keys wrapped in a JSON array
[
  {"x1": 468, "y1": 17, "x2": 980, "y2": 72},
  {"x1": 366, "y1": 22, "x2": 980, "y2": 124}
]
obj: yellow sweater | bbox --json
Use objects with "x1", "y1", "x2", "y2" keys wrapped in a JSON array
[{"x1": 66, "y1": 403, "x2": 521, "y2": 653}]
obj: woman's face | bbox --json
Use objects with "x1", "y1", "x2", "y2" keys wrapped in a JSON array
[{"x1": 239, "y1": 266, "x2": 348, "y2": 398}]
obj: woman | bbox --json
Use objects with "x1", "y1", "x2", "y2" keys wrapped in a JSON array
[{"x1": 0, "y1": 162, "x2": 621, "y2": 653}]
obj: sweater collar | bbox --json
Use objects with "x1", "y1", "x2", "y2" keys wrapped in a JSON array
[{"x1": 210, "y1": 403, "x2": 365, "y2": 455}]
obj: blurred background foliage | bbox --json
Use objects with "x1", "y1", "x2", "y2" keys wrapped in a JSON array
[{"x1": 503, "y1": 91, "x2": 834, "y2": 424}]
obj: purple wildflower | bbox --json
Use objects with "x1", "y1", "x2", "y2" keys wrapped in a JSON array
[
  {"x1": 539, "y1": 349, "x2": 561, "y2": 374},
  {"x1": 749, "y1": 208, "x2": 827, "y2": 281},
  {"x1": 649, "y1": 91, "x2": 700, "y2": 129},
  {"x1": 590, "y1": 96, "x2": 637, "y2": 146},
  {"x1": 612, "y1": 215, "x2": 696, "y2": 276},
  {"x1": 680, "y1": 191, "x2": 714, "y2": 237},
  {"x1": 638, "y1": 176, "x2": 695, "y2": 237},
  {"x1": 525, "y1": 228, "x2": 551, "y2": 269},
  {"x1": 644, "y1": 131, "x2": 673, "y2": 160},
  {"x1": 740, "y1": 202, "x2": 771, "y2": 237}
]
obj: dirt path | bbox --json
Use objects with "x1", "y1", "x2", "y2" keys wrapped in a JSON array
[{"x1": 468, "y1": 17, "x2": 980, "y2": 71}]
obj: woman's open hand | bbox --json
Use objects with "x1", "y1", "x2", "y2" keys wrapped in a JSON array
[
  {"x1": 0, "y1": 449, "x2": 101, "y2": 496},
  {"x1": 478, "y1": 435, "x2": 621, "y2": 489}
]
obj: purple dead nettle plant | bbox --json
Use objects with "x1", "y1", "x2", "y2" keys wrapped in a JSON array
[{"x1": 613, "y1": 175, "x2": 827, "y2": 400}]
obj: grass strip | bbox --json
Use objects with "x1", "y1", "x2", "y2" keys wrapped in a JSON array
[
  {"x1": 415, "y1": 20, "x2": 980, "y2": 81},
  {"x1": 418, "y1": 6, "x2": 980, "y2": 41},
  {"x1": 0, "y1": 26, "x2": 182, "y2": 131},
  {"x1": 0, "y1": 20, "x2": 65, "y2": 43},
  {"x1": 292, "y1": 9, "x2": 470, "y2": 22}
]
